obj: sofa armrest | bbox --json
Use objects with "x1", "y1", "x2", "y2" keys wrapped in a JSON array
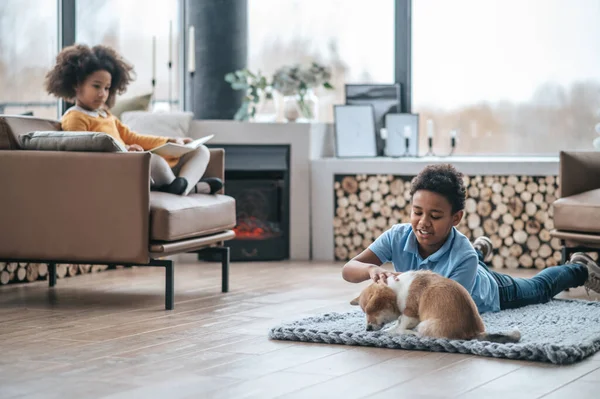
[
  {"x1": 0, "y1": 151, "x2": 151, "y2": 264},
  {"x1": 204, "y1": 148, "x2": 225, "y2": 194},
  {"x1": 559, "y1": 151, "x2": 600, "y2": 198}
]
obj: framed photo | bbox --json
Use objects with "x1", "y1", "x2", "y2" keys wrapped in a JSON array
[
  {"x1": 334, "y1": 105, "x2": 378, "y2": 158},
  {"x1": 385, "y1": 113, "x2": 419, "y2": 157},
  {"x1": 345, "y1": 84, "x2": 402, "y2": 155}
]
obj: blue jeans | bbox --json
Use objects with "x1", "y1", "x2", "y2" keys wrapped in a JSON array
[{"x1": 476, "y1": 250, "x2": 588, "y2": 310}]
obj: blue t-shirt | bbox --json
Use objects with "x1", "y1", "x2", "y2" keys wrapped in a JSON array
[{"x1": 368, "y1": 223, "x2": 500, "y2": 313}]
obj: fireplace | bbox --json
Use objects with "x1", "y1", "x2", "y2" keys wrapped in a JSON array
[{"x1": 208, "y1": 144, "x2": 290, "y2": 261}]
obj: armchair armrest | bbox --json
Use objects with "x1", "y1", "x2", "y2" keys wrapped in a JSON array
[
  {"x1": 204, "y1": 148, "x2": 225, "y2": 194},
  {"x1": 0, "y1": 151, "x2": 151, "y2": 264},
  {"x1": 559, "y1": 151, "x2": 600, "y2": 198}
]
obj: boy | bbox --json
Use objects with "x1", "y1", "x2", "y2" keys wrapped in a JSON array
[{"x1": 342, "y1": 164, "x2": 600, "y2": 313}]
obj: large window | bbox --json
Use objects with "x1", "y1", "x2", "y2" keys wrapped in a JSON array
[
  {"x1": 0, "y1": 0, "x2": 58, "y2": 118},
  {"x1": 76, "y1": 0, "x2": 180, "y2": 111},
  {"x1": 412, "y1": 0, "x2": 600, "y2": 155},
  {"x1": 248, "y1": 0, "x2": 395, "y2": 122}
]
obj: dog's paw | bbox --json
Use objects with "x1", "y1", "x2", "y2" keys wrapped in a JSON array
[
  {"x1": 382, "y1": 321, "x2": 399, "y2": 332},
  {"x1": 385, "y1": 328, "x2": 418, "y2": 337}
]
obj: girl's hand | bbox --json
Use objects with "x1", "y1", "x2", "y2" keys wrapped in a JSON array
[
  {"x1": 368, "y1": 266, "x2": 401, "y2": 284},
  {"x1": 126, "y1": 144, "x2": 144, "y2": 152},
  {"x1": 168, "y1": 137, "x2": 193, "y2": 145}
]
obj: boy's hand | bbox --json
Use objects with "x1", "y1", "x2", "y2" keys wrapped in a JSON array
[
  {"x1": 126, "y1": 144, "x2": 144, "y2": 152},
  {"x1": 368, "y1": 266, "x2": 401, "y2": 284}
]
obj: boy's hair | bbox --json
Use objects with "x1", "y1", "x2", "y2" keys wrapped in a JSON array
[
  {"x1": 45, "y1": 44, "x2": 135, "y2": 108},
  {"x1": 409, "y1": 164, "x2": 466, "y2": 213}
]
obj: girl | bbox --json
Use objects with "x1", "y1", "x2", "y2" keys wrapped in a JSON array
[{"x1": 45, "y1": 43, "x2": 222, "y2": 196}]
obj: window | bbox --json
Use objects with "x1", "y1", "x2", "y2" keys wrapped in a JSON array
[
  {"x1": 0, "y1": 0, "x2": 58, "y2": 118},
  {"x1": 248, "y1": 0, "x2": 395, "y2": 122},
  {"x1": 412, "y1": 0, "x2": 600, "y2": 155},
  {"x1": 76, "y1": 0, "x2": 180, "y2": 111}
]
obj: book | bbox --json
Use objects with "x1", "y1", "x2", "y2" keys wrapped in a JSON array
[{"x1": 148, "y1": 134, "x2": 214, "y2": 157}]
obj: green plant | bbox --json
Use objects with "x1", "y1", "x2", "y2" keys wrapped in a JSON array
[
  {"x1": 272, "y1": 62, "x2": 334, "y2": 119},
  {"x1": 224, "y1": 69, "x2": 272, "y2": 121}
]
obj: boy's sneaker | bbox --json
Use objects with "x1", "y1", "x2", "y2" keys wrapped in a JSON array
[
  {"x1": 569, "y1": 252, "x2": 600, "y2": 295},
  {"x1": 473, "y1": 236, "x2": 493, "y2": 263}
]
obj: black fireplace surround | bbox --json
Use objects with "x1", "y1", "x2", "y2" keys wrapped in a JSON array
[{"x1": 203, "y1": 144, "x2": 290, "y2": 261}]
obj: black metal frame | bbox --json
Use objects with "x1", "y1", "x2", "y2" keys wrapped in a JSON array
[
  {"x1": 560, "y1": 243, "x2": 600, "y2": 265},
  {"x1": 1, "y1": 246, "x2": 230, "y2": 311}
]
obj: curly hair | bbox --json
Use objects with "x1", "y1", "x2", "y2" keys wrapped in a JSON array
[
  {"x1": 45, "y1": 44, "x2": 135, "y2": 108},
  {"x1": 409, "y1": 164, "x2": 466, "y2": 213}
]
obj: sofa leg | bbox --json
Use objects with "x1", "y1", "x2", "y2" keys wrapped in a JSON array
[
  {"x1": 48, "y1": 263, "x2": 56, "y2": 287},
  {"x1": 165, "y1": 261, "x2": 174, "y2": 310},
  {"x1": 196, "y1": 246, "x2": 231, "y2": 293},
  {"x1": 221, "y1": 247, "x2": 230, "y2": 293},
  {"x1": 561, "y1": 246, "x2": 569, "y2": 265}
]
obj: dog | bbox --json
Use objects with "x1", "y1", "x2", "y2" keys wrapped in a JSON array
[{"x1": 350, "y1": 270, "x2": 520, "y2": 343}]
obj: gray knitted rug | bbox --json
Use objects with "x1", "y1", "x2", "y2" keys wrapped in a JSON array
[{"x1": 269, "y1": 299, "x2": 600, "y2": 365}]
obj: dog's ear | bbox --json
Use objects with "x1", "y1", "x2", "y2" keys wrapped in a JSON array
[{"x1": 350, "y1": 295, "x2": 360, "y2": 306}]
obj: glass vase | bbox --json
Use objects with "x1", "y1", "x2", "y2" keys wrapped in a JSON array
[{"x1": 282, "y1": 89, "x2": 318, "y2": 123}]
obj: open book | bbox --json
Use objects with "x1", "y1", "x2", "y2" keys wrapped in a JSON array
[{"x1": 148, "y1": 135, "x2": 214, "y2": 157}]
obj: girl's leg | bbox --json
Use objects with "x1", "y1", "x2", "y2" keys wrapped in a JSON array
[
  {"x1": 172, "y1": 145, "x2": 211, "y2": 196},
  {"x1": 150, "y1": 153, "x2": 176, "y2": 188},
  {"x1": 487, "y1": 263, "x2": 588, "y2": 310}
]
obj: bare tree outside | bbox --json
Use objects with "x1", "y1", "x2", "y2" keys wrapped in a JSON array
[
  {"x1": 412, "y1": 0, "x2": 600, "y2": 155},
  {"x1": 0, "y1": 0, "x2": 58, "y2": 118}
]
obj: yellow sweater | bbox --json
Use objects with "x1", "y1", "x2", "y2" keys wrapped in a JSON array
[{"x1": 61, "y1": 107, "x2": 179, "y2": 167}]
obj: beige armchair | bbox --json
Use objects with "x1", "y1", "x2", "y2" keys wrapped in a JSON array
[
  {"x1": 0, "y1": 115, "x2": 236, "y2": 309},
  {"x1": 551, "y1": 151, "x2": 600, "y2": 263}
]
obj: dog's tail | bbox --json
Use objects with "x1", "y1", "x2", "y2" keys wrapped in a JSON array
[{"x1": 476, "y1": 328, "x2": 521, "y2": 344}]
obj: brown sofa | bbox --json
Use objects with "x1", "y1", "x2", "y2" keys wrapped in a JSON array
[
  {"x1": 0, "y1": 115, "x2": 236, "y2": 309},
  {"x1": 551, "y1": 151, "x2": 600, "y2": 262}
]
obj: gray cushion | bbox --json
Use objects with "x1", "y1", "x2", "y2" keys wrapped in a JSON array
[{"x1": 19, "y1": 131, "x2": 126, "y2": 152}]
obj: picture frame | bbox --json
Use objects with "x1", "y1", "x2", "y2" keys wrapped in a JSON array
[
  {"x1": 384, "y1": 113, "x2": 419, "y2": 157},
  {"x1": 334, "y1": 105, "x2": 378, "y2": 158},
  {"x1": 345, "y1": 83, "x2": 402, "y2": 155}
]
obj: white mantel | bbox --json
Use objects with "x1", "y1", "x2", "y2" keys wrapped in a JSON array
[{"x1": 188, "y1": 120, "x2": 334, "y2": 261}]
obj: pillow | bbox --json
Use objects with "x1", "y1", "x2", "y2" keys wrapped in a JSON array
[
  {"x1": 19, "y1": 131, "x2": 127, "y2": 152},
  {"x1": 120, "y1": 111, "x2": 194, "y2": 138},
  {"x1": 110, "y1": 93, "x2": 153, "y2": 119}
]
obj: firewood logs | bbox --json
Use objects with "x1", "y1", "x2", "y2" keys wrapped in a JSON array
[
  {"x1": 0, "y1": 262, "x2": 111, "y2": 285},
  {"x1": 334, "y1": 174, "x2": 562, "y2": 269}
]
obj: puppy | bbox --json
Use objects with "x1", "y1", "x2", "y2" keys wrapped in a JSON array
[{"x1": 350, "y1": 270, "x2": 520, "y2": 343}]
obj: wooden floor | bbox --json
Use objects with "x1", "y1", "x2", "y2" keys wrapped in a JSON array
[{"x1": 1, "y1": 259, "x2": 599, "y2": 399}]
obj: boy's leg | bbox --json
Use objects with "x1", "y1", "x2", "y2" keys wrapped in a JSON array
[
  {"x1": 150, "y1": 153, "x2": 176, "y2": 187},
  {"x1": 487, "y1": 261, "x2": 588, "y2": 310}
]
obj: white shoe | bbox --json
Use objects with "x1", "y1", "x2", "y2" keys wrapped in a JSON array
[
  {"x1": 473, "y1": 236, "x2": 493, "y2": 263},
  {"x1": 570, "y1": 252, "x2": 600, "y2": 295}
]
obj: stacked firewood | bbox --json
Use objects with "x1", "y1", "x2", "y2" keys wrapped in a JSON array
[
  {"x1": 333, "y1": 174, "x2": 564, "y2": 269},
  {"x1": 0, "y1": 263, "x2": 109, "y2": 285}
]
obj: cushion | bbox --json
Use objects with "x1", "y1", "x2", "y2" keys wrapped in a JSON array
[
  {"x1": 553, "y1": 188, "x2": 600, "y2": 234},
  {"x1": 19, "y1": 131, "x2": 126, "y2": 153},
  {"x1": 149, "y1": 192, "x2": 236, "y2": 241},
  {"x1": 110, "y1": 93, "x2": 153, "y2": 119},
  {"x1": 0, "y1": 115, "x2": 61, "y2": 150},
  {"x1": 120, "y1": 111, "x2": 194, "y2": 138}
]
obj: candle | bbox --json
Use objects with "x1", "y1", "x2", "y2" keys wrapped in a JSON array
[
  {"x1": 151, "y1": 36, "x2": 156, "y2": 83},
  {"x1": 188, "y1": 25, "x2": 196, "y2": 74},
  {"x1": 404, "y1": 126, "x2": 411, "y2": 138},
  {"x1": 427, "y1": 120, "x2": 434, "y2": 138},
  {"x1": 168, "y1": 20, "x2": 172, "y2": 64}
]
